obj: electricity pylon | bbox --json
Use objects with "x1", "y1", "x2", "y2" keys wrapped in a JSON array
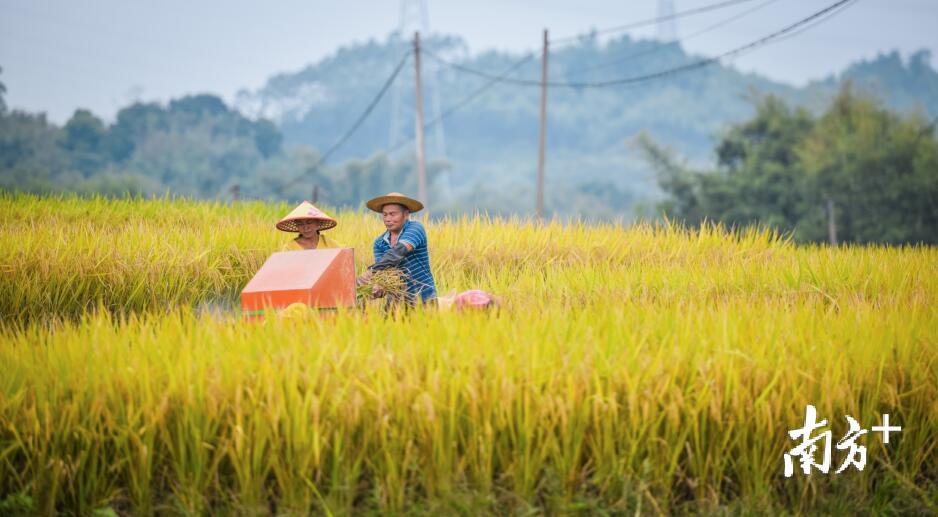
[{"x1": 657, "y1": 0, "x2": 678, "y2": 42}]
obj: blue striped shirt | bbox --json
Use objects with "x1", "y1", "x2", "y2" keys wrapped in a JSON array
[{"x1": 373, "y1": 219, "x2": 437, "y2": 303}]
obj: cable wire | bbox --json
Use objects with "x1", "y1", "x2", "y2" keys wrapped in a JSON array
[
  {"x1": 748, "y1": 0, "x2": 858, "y2": 47},
  {"x1": 283, "y1": 51, "x2": 411, "y2": 187},
  {"x1": 385, "y1": 52, "x2": 538, "y2": 155},
  {"x1": 575, "y1": 0, "x2": 781, "y2": 75},
  {"x1": 551, "y1": 0, "x2": 761, "y2": 45},
  {"x1": 424, "y1": 0, "x2": 857, "y2": 89}
]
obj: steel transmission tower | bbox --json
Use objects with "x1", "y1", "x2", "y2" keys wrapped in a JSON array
[
  {"x1": 657, "y1": 0, "x2": 678, "y2": 42},
  {"x1": 388, "y1": 0, "x2": 447, "y2": 168}
]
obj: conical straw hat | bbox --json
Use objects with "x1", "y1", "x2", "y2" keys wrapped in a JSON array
[
  {"x1": 365, "y1": 192, "x2": 423, "y2": 213},
  {"x1": 276, "y1": 201, "x2": 337, "y2": 232}
]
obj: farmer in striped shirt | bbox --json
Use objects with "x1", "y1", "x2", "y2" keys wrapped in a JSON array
[{"x1": 356, "y1": 192, "x2": 438, "y2": 305}]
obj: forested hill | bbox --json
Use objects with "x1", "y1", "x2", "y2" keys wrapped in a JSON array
[
  {"x1": 237, "y1": 33, "x2": 800, "y2": 161},
  {"x1": 235, "y1": 34, "x2": 938, "y2": 204},
  {"x1": 2, "y1": 35, "x2": 936, "y2": 220},
  {"x1": 801, "y1": 49, "x2": 938, "y2": 116}
]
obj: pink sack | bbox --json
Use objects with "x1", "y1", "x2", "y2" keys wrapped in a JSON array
[{"x1": 453, "y1": 289, "x2": 498, "y2": 310}]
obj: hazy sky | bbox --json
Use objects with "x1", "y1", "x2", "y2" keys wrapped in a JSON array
[{"x1": 1, "y1": 0, "x2": 936, "y2": 123}]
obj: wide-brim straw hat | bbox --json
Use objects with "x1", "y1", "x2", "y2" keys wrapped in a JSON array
[
  {"x1": 276, "y1": 201, "x2": 338, "y2": 232},
  {"x1": 366, "y1": 192, "x2": 424, "y2": 213}
]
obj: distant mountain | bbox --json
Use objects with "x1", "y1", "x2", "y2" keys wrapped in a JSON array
[
  {"x1": 4, "y1": 35, "x2": 934, "y2": 219},
  {"x1": 234, "y1": 33, "x2": 938, "y2": 213}
]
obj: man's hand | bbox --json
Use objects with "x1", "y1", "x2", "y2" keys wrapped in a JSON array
[
  {"x1": 356, "y1": 270, "x2": 385, "y2": 298},
  {"x1": 356, "y1": 269, "x2": 373, "y2": 287}
]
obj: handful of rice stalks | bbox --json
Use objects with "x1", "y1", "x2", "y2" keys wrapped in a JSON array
[{"x1": 357, "y1": 268, "x2": 408, "y2": 300}]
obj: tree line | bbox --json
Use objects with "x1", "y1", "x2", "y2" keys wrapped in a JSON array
[
  {"x1": 2, "y1": 65, "x2": 936, "y2": 243},
  {"x1": 638, "y1": 86, "x2": 938, "y2": 244},
  {"x1": 0, "y1": 67, "x2": 451, "y2": 207}
]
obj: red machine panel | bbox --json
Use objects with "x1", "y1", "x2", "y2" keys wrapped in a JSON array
[{"x1": 240, "y1": 248, "x2": 356, "y2": 319}]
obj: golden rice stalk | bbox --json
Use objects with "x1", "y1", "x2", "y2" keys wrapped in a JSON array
[{"x1": 356, "y1": 268, "x2": 408, "y2": 301}]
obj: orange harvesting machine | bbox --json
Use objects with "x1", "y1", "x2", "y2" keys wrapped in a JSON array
[{"x1": 240, "y1": 248, "x2": 356, "y2": 319}]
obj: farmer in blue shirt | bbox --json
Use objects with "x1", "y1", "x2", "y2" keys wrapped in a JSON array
[{"x1": 356, "y1": 192, "x2": 437, "y2": 305}]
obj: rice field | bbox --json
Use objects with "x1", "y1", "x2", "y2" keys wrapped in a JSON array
[{"x1": 1, "y1": 193, "x2": 936, "y2": 515}]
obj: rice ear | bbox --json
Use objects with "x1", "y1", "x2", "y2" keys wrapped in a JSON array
[{"x1": 356, "y1": 268, "x2": 408, "y2": 300}]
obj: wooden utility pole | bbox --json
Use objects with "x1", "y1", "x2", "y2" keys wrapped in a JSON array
[
  {"x1": 414, "y1": 31, "x2": 428, "y2": 210},
  {"x1": 825, "y1": 197, "x2": 838, "y2": 245},
  {"x1": 312, "y1": 185, "x2": 319, "y2": 204},
  {"x1": 536, "y1": 29, "x2": 549, "y2": 221}
]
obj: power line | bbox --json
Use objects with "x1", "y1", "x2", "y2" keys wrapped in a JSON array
[
  {"x1": 552, "y1": 0, "x2": 761, "y2": 45},
  {"x1": 450, "y1": 0, "x2": 761, "y2": 70},
  {"x1": 283, "y1": 48, "x2": 534, "y2": 192},
  {"x1": 278, "y1": 0, "x2": 860, "y2": 198},
  {"x1": 378, "y1": 0, "x2": 853, "y2": 156},
  {"x1": 385, "y1": 52, "x2": 538, "y2": 155},
  {"x1": 570, "y1": 0, "x2": 859, "y2": 88},
  {"x1": 283, "y1": 51, "x2": 412, "y2": 188},
  {"x1": 575, "y1": 0, "x2": 782, "y2": 75},
  {"x1": 423, "y1": 0, "x2": 857, "y2": 89},
  {"x1": 750, "y1": 0, "x2": 858, "y2": 47}
]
